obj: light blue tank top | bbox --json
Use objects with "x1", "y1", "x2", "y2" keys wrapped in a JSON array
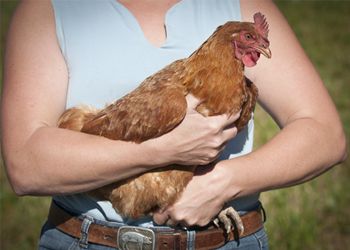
[{"x1": 51, "y1": 0, "x2": 259, "y2": 225}]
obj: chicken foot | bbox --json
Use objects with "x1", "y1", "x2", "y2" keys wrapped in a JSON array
[{"x1": 213, "y1": 207, "x2": 244, "y2": 236}]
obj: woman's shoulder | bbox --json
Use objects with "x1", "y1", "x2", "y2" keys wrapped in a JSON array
[{"x1": 10, "y1": 0, "x2": 56, "y2": 38}]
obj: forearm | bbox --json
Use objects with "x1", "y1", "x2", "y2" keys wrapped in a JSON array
[
  {"x1": 3, "y1": 101, "x2": 238, "y2": 196},
  {"x1": 4, "y1": 126, "x2": 163, "y2": 196},
  {"x1": 221, "y1": 117, "x2": 347, "y2": 200}
]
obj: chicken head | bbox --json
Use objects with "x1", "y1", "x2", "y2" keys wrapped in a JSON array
[{"x1": 232, "y1": 12, "x2": 272, "y2": 67}]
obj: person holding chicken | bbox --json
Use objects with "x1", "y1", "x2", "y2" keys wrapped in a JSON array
[{"x1": 1, "y1": 0, "x2": 346, "y2": 250}]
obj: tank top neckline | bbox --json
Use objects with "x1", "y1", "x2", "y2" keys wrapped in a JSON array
[{"x1": 109, "y1": 0, "x2": 185, "y2": 49}]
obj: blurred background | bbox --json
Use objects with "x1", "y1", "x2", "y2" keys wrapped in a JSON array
[{"x1": 1, "y1": 0, "x2": 349, "y2": 249}]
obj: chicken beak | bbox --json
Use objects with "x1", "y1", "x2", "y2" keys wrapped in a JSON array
[{"x1": 256, "y1": 46, "x2": 272, "y2": 59}]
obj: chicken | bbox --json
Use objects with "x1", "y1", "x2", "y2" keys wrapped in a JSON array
[{"x1": 58, "y1": 12, "x2": 271, "y2": 235}]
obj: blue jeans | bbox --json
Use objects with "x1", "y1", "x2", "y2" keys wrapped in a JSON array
[
  {"x1": 215, "y1": 227, "x2": 269, "y2": 250},
  {"x1": 38, "y1": 221, "x2": 269, "y2": 250}
]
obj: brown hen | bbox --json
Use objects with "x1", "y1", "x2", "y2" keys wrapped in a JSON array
[{"x1": 58, "y1": 13, "x2": 271, "y2": 233}]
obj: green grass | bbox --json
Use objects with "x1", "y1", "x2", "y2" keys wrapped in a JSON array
[{"x1": 1, "y1": 0, "x2": 349, "y2": 249}]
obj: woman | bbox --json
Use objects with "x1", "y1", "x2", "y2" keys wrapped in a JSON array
[{"x1": 1, "y1": 0, "x2": 346, "y2": 249}]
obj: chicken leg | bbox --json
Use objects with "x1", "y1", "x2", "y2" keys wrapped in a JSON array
[{"x1": 213, "y1": 207, "x2": 244, "y2": 236}]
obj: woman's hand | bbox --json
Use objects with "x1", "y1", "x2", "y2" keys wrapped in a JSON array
[
  {"x1": 153, "y1": 161, "x2": 232, "y2": 227},
  {"x1": 147, "y1": 94, "x2": 240, "y2": 166}
]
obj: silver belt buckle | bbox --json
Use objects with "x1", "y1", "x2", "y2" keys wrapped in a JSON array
[{"x1": 117, "y1": 226, "x2": 156, "y2": 250}]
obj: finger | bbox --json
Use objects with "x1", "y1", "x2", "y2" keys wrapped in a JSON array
[
  {"x1": 165, "y1": 218, "x2": 177, "y2": 227},
  {"x1": 153, "y1": 211, "x2": 170, "y2": 225},
  {"x1": 185, "y1": 94, "x2": 202, "y2": 111},
  {"x1": 206, "y1": 110, "x2": 241, "y2": 129},
  {"x1": 211, "y1": 143, "x2": 229, "y2": 162},
  {"x1": 221, "y1": 127, "x2": 238, "y2": 142},
  {"x1": 224, "y1": 110, "x2": 241, "y2": 126},
  {"x1": 217, "y1": 143, "x2": 227, "y2": 154}
]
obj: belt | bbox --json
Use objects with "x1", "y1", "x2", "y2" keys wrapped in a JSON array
[{"x1": 48, "y1": 201, "x2": 264, "y2": 250}]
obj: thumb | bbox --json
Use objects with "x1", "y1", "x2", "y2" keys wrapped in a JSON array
[{"x1": 185, "y1": 94, "x2": 202, "y2": 112}]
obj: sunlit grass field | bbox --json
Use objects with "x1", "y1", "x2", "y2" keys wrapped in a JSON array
[{"x1": 1, "y1": 1, "x2": 349, "y2": 249}]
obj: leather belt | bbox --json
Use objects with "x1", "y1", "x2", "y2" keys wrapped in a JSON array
[{"x1": 47, "y1": 201, "x2": 264, "y2": 250}]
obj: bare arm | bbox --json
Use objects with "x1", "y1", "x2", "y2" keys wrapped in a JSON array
[
  {"x1": 154, "y1": 0, "x2": 347, "y2": 226},
  {"x1": 231, "y1": 0, "x2": 347, "y2": 194},
  {"x1": 1, "y1": 0, "x2": 238, "y2": 196}
]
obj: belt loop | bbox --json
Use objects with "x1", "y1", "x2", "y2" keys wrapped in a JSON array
[
  {"x1": 79, "y1": 215, "x2": 94, "y2": 248},
  {"x1": 186, "y1": 230, "x2": 196, "y2": 250}
]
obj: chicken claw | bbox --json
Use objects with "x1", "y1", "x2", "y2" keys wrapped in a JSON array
[{"x1": 213, "y1": 207, "x2": 244, "y2": 236}]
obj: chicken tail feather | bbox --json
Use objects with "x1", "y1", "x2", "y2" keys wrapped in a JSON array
[{"x1": 58, "y1": 106, "x2": 99, "y2": 131}]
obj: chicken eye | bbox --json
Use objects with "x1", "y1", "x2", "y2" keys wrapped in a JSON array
[{"x1": 245, "y1": 33, "x2": 253, "y2": 40}]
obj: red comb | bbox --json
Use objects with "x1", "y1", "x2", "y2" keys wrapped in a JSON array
[{"x1": 254, "y1": 12, "x2": 269, "y2": 37}]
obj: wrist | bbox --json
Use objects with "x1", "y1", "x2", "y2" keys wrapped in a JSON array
[
  {"x1": 140, "y1": 136, "x2": 174, "y2": 168},
  {"x1": 201, "y1": 161, "x2": 239, "y2": 204},
  {"x1": 219, "y1": 155, "x2": 265, "y2": 200},
  {"x1": 213, "y1": 159, "x2": 244, "y2": 202}
]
